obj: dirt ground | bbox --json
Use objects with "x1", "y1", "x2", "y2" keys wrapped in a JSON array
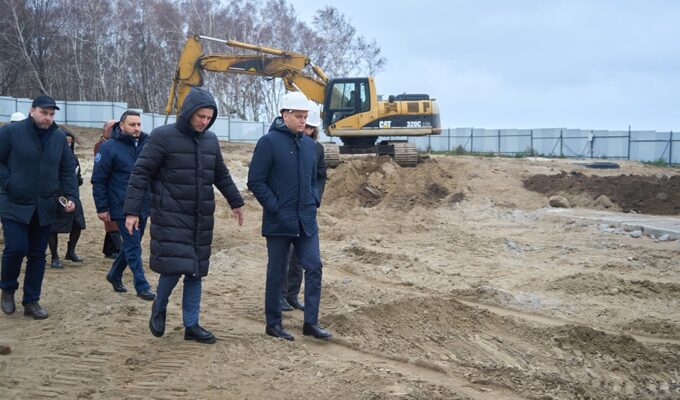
[{"x1": 1, "y1": 126, "x2": 679, "y2": 399}]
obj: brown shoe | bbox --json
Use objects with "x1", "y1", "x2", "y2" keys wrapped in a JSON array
[
  {"x1": 1, "y1": 289, "x2": 15, "y2": 314},
  {"x1": 23, "y1": 302, "x2": 48, "y2": 319}
]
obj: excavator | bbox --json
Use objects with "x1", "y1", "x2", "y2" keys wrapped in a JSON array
[{"x1": 165, "y1": 35, "x2": 441, "y2": 167}]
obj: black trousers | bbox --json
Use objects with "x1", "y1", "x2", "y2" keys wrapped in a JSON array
[{"x1": 282, "y1": 245, "x2": 303, "y2": 301}]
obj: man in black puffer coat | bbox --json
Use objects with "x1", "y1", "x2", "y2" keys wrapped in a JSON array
[{"x1": 124, "y1": 87, "x2": 244, "y2": 344}]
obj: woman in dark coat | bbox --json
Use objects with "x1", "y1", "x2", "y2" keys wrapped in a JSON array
[{"x1": 48, "y1": 130, "x2": 86, "y2": 268}]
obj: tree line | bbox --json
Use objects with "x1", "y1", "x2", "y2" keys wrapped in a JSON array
[{"x1": 0, "y1": 0, "x2": 386, "y2": 122}]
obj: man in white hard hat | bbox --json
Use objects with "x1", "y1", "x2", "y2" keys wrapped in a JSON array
[
  {"x1": 10, "y1": 112, "x2": 25, "y2": 123},
  {"x1": 248, "y1": 91, "x2": 332, "y2": 341},
  {"x1": 281, "y1": 101, "x2": 327, "y2": 313}
]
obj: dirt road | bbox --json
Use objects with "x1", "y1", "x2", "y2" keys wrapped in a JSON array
[{"x1": 1, "y1": 128, "x2": 678, "y2": 399}]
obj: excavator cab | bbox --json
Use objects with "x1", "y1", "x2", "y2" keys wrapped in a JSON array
[{"x1": 322, "y1": 78, "x2": 371, "y2": 127}]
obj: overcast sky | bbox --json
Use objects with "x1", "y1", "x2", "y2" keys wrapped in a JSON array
[{"x1": 288, "y1": 0, "x2": 680, "y2": 132}]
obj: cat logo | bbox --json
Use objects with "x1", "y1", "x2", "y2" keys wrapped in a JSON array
[{"x1": 379, "y1": 121, "x2": 392, "y2": 129}]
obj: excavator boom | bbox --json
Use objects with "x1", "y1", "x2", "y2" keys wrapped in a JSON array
[{"x1": 165, "y1": 35, "x2": 327, "y2": 115}]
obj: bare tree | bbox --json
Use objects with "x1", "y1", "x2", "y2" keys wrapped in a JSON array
[
  {"x1": 0, "y1": 0, "x2": 387, "y2": 121},
  {"x1": 312, "y1": 6, "x2": 386, "y2": 78}
]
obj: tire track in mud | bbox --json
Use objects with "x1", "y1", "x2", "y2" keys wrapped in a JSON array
[
  {"x1": 333, "y1": 261, "x2": 680, "y2": 346},
  {"x1": 232, "y1": 315, "x2": 527, "y2": 400}
]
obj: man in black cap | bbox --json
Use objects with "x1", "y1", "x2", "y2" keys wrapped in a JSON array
[{"x1": 0, "y1": 94, "x2": 78, "y2": 319}]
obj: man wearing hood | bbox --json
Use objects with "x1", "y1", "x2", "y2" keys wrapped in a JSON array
[
  {"x1": 0, "y1": 95, "x2": 78, "y2": 320},
  {"x1": 124, "y1": 87, "x2": 244, "y2": 344},
  {"x1": 247, "y1": 91, "x2": 332, "y2": 341},
  {"x1": 91, "y1": 110, "x2": 155, "y2": 300}
]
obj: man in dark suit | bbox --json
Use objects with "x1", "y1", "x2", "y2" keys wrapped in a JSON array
[{"x1": 248, "y1": 92, "x2": 332, "y2": 341}]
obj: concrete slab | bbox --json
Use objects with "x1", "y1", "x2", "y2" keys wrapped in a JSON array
[{"x1": 534, "y1": 208, "x2": 680, "y2": 241}]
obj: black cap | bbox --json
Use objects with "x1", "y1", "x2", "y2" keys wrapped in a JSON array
[{"x1": 31, "y1": 95, "x2": 60, "y2": 110}]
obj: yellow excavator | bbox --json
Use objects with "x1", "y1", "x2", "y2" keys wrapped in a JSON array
[{"x1": 165, "y1": 34, "x2": 441, "y2": 167}]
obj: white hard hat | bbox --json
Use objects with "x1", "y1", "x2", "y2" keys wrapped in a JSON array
[
  {"x1": 279, "y1": 92, "x2": 310, "y2": 113},
  {"x1": 10, "y1": 112, "x2": 25, "y2": 122},
  {"x1": 306, "y1": 101, "x2": 321, "y2": 127}
]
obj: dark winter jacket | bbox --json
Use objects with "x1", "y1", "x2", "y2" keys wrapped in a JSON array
[
  {"x1": 124, "y1": 87, "x2": 244, "y2": 277},
  {"x1": 247, "y1": 117, "x2": 320, "y2": 237},
  {"x1": 52, "y1": 130, "x2": 85, "y2": 233},
  {"x1": 315, "y1": 141, "x2": 327, "y2": 200},
  {"x1": 0, "y1": 117, "x2": 78, "y2": 226},
  {"x1": 91, "y1": 124, "x2": 150, "y2": 221}
]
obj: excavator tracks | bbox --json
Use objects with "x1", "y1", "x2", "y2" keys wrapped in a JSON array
[
  {"x1": 382, "y1": 141, "x2": 419, "y2": 167},
  {"x1": 323, "y1": 142, "x2": 341, "y2": 168}
]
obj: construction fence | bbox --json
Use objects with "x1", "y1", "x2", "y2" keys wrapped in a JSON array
[{"x1": 2, "y1": 95, "x2": 677, "y2": 165}]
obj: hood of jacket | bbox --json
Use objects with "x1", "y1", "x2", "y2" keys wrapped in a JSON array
[
  {"x1": 178, "y1": 87, "x2": 218, "y2": 137},
  {"x1": 63, "y1": 130, "x2": 76, "y2": 152},
  {"x1": 269, "y1": 116, "x2": 301, "y2": 138}
]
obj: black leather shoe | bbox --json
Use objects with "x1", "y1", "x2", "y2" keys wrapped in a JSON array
[
  {"x1": 280, "y1": 297, "x2": 293, "y2": 312},
  {"x1": 303, "y1": 323, "x2": 332, "y2": 339},
  {"x1": 23, "y1": 302, "x2": 48, "y2": 319},
  {"x1": 50, "y1": 258, "x2": 64, "y2": 269},
  {"x1": 106, "y1": 275, "x2": 128, "y2": 293},
  {"x1": 1, "y1": 289, "x2": 15, "y2": 315},
  {"x1": 287, "y1": 297, "x2": 305, "y2": 311},
  {"x1": 184, "y1": 324, "x2": 216, "y2": 344},
  {"x1": 149, "y1": 301, "x2": 166, "y2": 337},
  {"x1": 265, "y1": 325, "x2": 294, "y2": 341},
  {"x1": 137, "y1": 289, "x2": 156, "y2": 301}
]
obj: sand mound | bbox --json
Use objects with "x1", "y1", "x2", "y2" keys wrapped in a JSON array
[{"x1": 324, "y1": 156, "x2": 464, "y2": 210}]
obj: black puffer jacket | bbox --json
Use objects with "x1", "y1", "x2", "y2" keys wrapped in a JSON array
[{"x1": 124, "y1": 87, "x2": 244, "y2": 277}]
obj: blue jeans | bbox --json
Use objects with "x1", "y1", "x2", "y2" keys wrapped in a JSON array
[
  {"x1": 106, "y1": 218, "x2": 150, "y2": 293},
  {"x1": 265, "y1": 232, "x2": 322, "y2": 327},
  {"x1": 154, "y1": 274, "x2": 202, "y2": 328},
  {"x1": 0, "y1": 213, "x2": 52, "y2": 304}
]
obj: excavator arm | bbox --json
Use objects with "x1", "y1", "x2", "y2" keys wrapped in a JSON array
[{"x1": 165, "y1": 35, "x2": 328, "y2": 115}]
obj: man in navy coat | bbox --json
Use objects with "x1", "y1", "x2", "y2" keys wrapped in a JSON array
[
  {"x1": 248, "y1": 92, "x2": 332, "y2": 341},
  {"x1": 0, "y1": 95, "x2": 78, "y2": 319},
  {"x1": 91, "y1": 110, "x2": 155, "y2": 301}
]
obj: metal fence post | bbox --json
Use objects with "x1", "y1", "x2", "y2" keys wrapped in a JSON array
[
  {"x1": 470, "y1": 128, "x2": 474, "y2": 152},
  {"x1": 227, "y1": 117, "x2": 231, "y2": 141},
  {"x1": 530, "y1": 130, "x2": 534, "y2": 154},
  {"x1": 560, "y1": 130, "x2": 563, "y2": 157},
  {"x1": 447, "y1": 128, "x2": 451, "y2": 152},
  {"x1": 627, "y1": 125, "x2": 631, "y2": 160},
  {"x1": 669, "y1": 131, "x2": 674, "y2": 165},
  {"x1": 590, "y1": 130, "x2": 594, "y2": 159},
  {"x1": 497, "y1": 129, "x2": 501, "y2": 154}
]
